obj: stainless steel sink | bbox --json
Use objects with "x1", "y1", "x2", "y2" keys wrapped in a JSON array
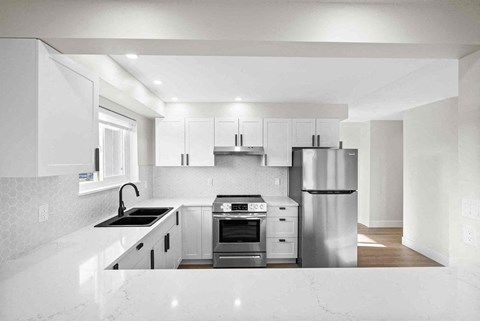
[
  {"x1": 94, "y1": 207, "x2": 173, "y2": 227},
  {"x1": 126, "y1": 207, "x2": 173, "y2": 216}
]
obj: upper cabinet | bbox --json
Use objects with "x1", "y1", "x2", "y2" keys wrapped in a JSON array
[
  {"x1": 215, "y1": 118, "x2": 263, "y2": 147},
  {"x1": 292, "y1": 118, "x2": 340, "y2": 148},
  {"x1": 156, "y1": 118, "x2": 214, "y2": 167},
  {"x1": 263, "y1": 119, "x2": 292, "y2": 167},
  {"x1": 0, "y1": 39, "x2": 99, "y2": 177}
]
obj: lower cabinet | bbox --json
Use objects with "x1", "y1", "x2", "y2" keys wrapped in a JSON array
[
  {"x1": 110, "y1": 209, "x2": 183, "y2": 270},
  {"x1": 182, "y1": 206, "x2": 213, "y2": 260},
  {"x1": 266, "y1": 205, "x2": 299, "y2": 260}
]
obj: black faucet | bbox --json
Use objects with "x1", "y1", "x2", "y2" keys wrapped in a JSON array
[{"x1": 118, "y1": 183, "x2": 140, "y2": 217}]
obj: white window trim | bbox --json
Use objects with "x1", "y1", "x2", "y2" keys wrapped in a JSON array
[{"x1": 79, "y1": 107, "x2": 139, "y2": 195}]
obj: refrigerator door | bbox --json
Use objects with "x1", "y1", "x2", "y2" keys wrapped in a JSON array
[
  {"x1": 302, "y1": 149, "x2": 358, "y2": 191},
  {"x1": 299, "y1": 191, "x2": 357, "y2": 268}
]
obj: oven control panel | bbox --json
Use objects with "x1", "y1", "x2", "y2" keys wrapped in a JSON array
[{"x1": 218, "y1": 203, "x2": 267, "y2": 212}]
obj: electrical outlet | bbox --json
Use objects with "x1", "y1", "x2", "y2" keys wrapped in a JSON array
[
  {"x1": 275, "y1": 178, "x2": 281, "y2": 186},
  {"x1": 207, "y1": 178, "x2": 214, "y2": 187},
  {"x1": 462, "y1": 225, "x2": 477, "y2": 246},
  {"x1": 38, "y1": 204, "x2": 49, "y2": 223}
]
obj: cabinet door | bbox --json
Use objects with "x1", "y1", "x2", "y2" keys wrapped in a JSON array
[
  {"x1": 153, "y1": 237, "x2": 168, "y2": 269},
  {"x1": 263, "y1": 119, "x2": 292, "y2": 167},
  {"x1": 185, "y1": 118, "x2": 214, "y2": 166},
  {"x1": 167, "y1": 224, "x2": 182, "y2": 269},
  {"x1": 37, "y1": 41, "x2": 99, "y2": 176},
  {"x1": 266, "y1": 217, "x2": 298, "y2": 238},
  {"x1": 215, "y1": 118, "x2": 238, "y2": 147},
  {"x1": 134, "y1": 252, "x2": 153, "y2": 270},
  {"x1": 155, "y1": 118, "x2": 185, "y2": 166},
  {"x1": 292, "y1": 119, "x2": 316, "y2": 147},
  {"x1": 239, "y1": 118, "x2": 263, "y2": 147},
  {"x1": 316, "y1": 119, "x2": 340, "y2": 148},
  {"x1": 267, "y1": 237, "x2": 298, "y2": 259},
  {"x1": 201, "y1": 207, "x2": 213, "y2": 259},
  {"x1": 182, "y1": 207, "x2": 203, "y2": 260}
]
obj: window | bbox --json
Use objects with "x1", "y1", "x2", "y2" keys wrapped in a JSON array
[{"x1": 79, "y1": 107, "x2": 138, "y2": 194}]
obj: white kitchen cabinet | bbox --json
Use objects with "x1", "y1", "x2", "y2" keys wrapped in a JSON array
[
  {"x1": 152, "y1": 237, "x2": 167, "y2": 269},
  {"x1": 316, "y1": 119, "x2": 340, "y2": 148},
  {"x1": 201, "y1": 207, "x2": 213, "y2": 259},
  {"x1": 185, "y1": 118, "x2": 215, "y2": 166},
  {"x1": 215, "y1": 118, "x2": 263, "y2": 147},
  {"x1": 239, "y1": 118, "x2": 263, "y2": 147},
  {"x1": 263, "y1": 119, "x2": 292, "y2": 167},
  {"x1": 266, "y1": 205, "x2": 298, "y2": 260},
  {"x1": 0, "y1": 39, "x2": 99, "y2": 177},
  {"x1": 267, "y1": 217, "x2": 298, "y2": 238},
  {"x1": 155, "y1": 118, "x2": 185, "y2": 166},
  {"x1": 267, "y1": 238, "x2": 298, "y2": 259},
  {"x1": 156, "y1": 118, "x2": 214, "y2": 167},
  {"x1": 292, "y1": 119, "x2": 316, "y2": 147},
  {"x1": 291, "y1": 118, "x2": 340, "y2": 148},
  {"x1": 182, "y1": 206, "x2": 213, "y2": 261},
  {"x1": 215, "y1": 118, "x2": 238, "y2": 147},
  {"x1": 182, "y1": 207, "x2": 203, "y2": 260}
]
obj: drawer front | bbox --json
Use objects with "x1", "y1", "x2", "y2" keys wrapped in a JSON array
[
  {"x1": 113, "y1": 239, "x2": 152, "y2": 270},
  {"x1": 268, "y1": 206, "x2": 298, "y2": 218},
  {"x1": 267, "y1": 217, "x2": 297, "y2": 237},
  {"x1": 267, "y1": 237, "x2": 298, "y2": 259}
]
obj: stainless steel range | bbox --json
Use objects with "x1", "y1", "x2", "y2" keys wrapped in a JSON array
[{"x1": 213, "y1": 195, "x2": 267, "y2": 268}]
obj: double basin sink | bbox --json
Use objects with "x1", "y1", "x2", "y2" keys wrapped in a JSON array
[{"x1": 95, "y1": 207, "x2": 173, "y2": 227}]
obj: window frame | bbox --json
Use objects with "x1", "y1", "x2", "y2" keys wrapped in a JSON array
[{"x1": 79, "y1": 107, "x2": 139, "y2": 195}]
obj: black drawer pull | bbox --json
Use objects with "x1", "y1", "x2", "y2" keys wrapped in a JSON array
[
  {"x1": 176, "y1": 211, "x2": 179, "y2": 225},
  {"x1": 279, "y1": 239, "x2": 286, "y2": 242},
  {"x1": 136, "y1": 243, "x2": 144, "y2": 251},
  {"x1": 113, "y1": 263, "x2": 119, "y2": 270},
  {"x1": 279, "y1": 207, "x2": 286, "y2": 210},
  {"x1": 164, "y1": 234, "x2": 168, "y2": 253},
  {"x1": 150, "y1": 249, "x2": 154, "y2": 269},
  {"x1": 279, "y1": 218, "x2": 286, "y2": 221}
]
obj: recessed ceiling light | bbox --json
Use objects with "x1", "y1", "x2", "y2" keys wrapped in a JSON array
[
  {"x1": 235, "y1": 97, "x2": 242, "y2": 101},
  {"x1": 126, "y1": 53, "x2": 138, "y2": 60},
  {"x1": 154, "y1": 80, "x2": 163, "y2": 85},
  {"x1": 171, "y1": 97, "x2": 178, "y2": 101}
]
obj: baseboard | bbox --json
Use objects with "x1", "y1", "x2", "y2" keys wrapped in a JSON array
[
  {"x1": 368, "y1": 220, "x2": 403, "y2": 228},
  {"x1": 402, "y1": 237, "x2": 449, "y2": 266}
]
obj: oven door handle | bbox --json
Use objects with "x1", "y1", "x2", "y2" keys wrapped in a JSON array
[{"x1": 213, "y1": 215, "x2": 265, "y2": 220}]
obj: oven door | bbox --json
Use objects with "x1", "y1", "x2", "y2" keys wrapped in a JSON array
[{"x1": 213, "y1": 214, "x2": 266, "y2": 253}]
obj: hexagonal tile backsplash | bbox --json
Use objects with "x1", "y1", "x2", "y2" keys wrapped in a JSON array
[
  {"x1": 0, "y1": 166, "x2": 153, "y2": 264},
  {"x1": 153, "y1": 156, "x2": 288, "y2": 198}
]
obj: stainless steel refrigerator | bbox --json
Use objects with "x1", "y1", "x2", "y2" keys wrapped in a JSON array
[{"x1": 289, "y1": 148, "x2": 358, "y2": 268}]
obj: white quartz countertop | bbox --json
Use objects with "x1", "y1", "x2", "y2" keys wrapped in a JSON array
[
  {"x1": 263, "y1": 196, "x2": 298, "y2": 206},
  {"x1": 1, "y1": 197, "x2": 479, "y2": 321}
]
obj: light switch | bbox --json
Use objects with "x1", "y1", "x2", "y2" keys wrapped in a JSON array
[
  {"x1": 275, "y1": 178, "x2": 281, "y2": 186},
  {"x1": 207, "y1": 178, "x2": 214, "y2": 186},
  {"x1": 38, "y1": 204, "x2": 49, "y2": 223}
]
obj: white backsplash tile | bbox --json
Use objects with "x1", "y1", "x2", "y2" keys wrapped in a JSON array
[
  {"x1": 153, "y1": 156, "x2": 288, "y2": 198},
  {"x1": 0, "y1": 165, "x2": 153, "y2": 264}
]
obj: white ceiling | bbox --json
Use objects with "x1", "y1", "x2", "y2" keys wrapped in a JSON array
[{"x1": 111, "y1": 55, "x2": 458, "y2": 121}]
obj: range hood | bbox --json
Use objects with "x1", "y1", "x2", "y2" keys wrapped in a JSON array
[{"x1": 214, "y1": 146, "x2": 265, "y2": 156}]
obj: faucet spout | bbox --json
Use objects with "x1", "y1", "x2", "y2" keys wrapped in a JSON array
[{"x1": 118, "y1": 183, "x2": 140, "y2": 217}]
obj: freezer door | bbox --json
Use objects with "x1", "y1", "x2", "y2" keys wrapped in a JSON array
[
  {"x1": 299, "y1": 191, "x2": 357, "y2": 268},
  {"x1": 302, "y1": 149, "x2": 358, "y2": 191}
]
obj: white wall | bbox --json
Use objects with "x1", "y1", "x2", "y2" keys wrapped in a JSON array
[
  {"x1": 454, "y1": 49, "x2": 480, "y2": 266},
  {"x1": 164, "y1": 102, "x2": 348, "y2": 120},
  {"x1": 403, "y1": 98, "x2": 458, "y2": 266},
  {"x1": 369, "y1": 121, "x2": 403, "y2": 227},
  {"x1": 340, "y1": 120, "x2": 403, "y2": 227}
]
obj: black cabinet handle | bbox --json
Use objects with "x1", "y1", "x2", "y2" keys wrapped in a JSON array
[
  {"x1": 317, "y1": 134, "x2": 320, "y2": 147},
  {"x1": 113, "y1": 263, "x2": 119, "y2": 270},
  {"x1": 279, "y1": 218, "x2": 286, "y2": 222},
  {"x1": 176, "y1": 211, "x2": 179, "y2": 225},
  {"x1": 136, "y1": 243, "x2": 144, "y2": 251},
  {"x1": 167, "y1": 233, "x2": 170, "y2": 251},
  {"x1": 279, "y1": 239, "x2": 286, "y2": 242},
  {"x1": 181, "y1": 154, "x2": 184, "y2": 166},
  {"x1": 186, "y1": 154, "x2": 189, "y2": 166},
  {"x1": 279, "y1": 207, "x2": 286, "y2": 210},
  {"x1": 235, "y1": 134, "x2": 238, "y2": 146},
  {"x1": 150, "y1": 249, "x2": 154, "y2": 269},
  {"x1": 312, "y1": 134, "x2": 315, "y2": 147},
  {"x1": 240, "y1": 134, "x2": 243, "y2": 146},
  {"x1": 94, "y1": 148, "x2": 100, "y2": 171},
  {"x1": 164, "y1": 234, "x2": 168, "y2": 253},
  {"x1": 264, "y1": 154, "x2": 268, "y2": 166}
]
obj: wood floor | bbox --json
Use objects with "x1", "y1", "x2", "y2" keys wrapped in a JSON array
[{"x1": 179, "y1": 224, "x2": 441, "y2": 269}]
